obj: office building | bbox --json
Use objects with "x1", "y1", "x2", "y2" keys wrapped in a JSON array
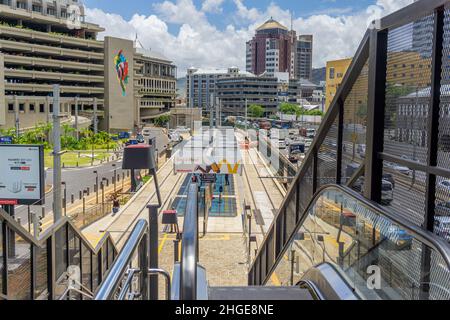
[
  {"x1": 0, "y1": 0, "x2": 177, "y2": 132},
  {"x1": 296, "y1": 35, "x2": 313, "y2": 80},
  {"x1": 216, "y1": 76, "x2": 278, "y2": 117},
  {"x1": 246, "y1": 18, "x2": 296, "y2": 79},
  {"x1": 186, "y1": 66, "x2": 253, "y2": 110},
  {"x1": 325, "y1": 58, "x2": 352, "y2": 111}
]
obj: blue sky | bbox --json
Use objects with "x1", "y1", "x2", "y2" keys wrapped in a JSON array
[
  {"x1": 83, "y1": 0, "x2": 413, "y2": 74},
  {"x1": 85, "y1": 0, "x2": 375, "y2": 27}
]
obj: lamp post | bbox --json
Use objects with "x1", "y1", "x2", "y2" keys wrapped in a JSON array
[
  {"x1": 93, "y1": 170, "x2": 99, "y2": 204},
  {"x1": 61, "y1": 182, "x2": 67, "y2": 216}
]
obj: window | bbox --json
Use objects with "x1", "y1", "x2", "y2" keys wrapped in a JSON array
[
  {"x1": 39, "y1": 104, "x2": 45, "y2": 113},
  {"x1": 49, "y1": 104, "x2": 53, "y2": 113},
  {"x1": 19, "y1": 104, "x2": 25, "y2": 113},
  {"x1": 329, "y1": 68, "x2": 335, "y2": 79},
  {"x1": 8, "y1": 103, "x2": 14, "y2": 113},
  {"x1": 29, "y1": 104, "x2": 35, "y2": 112}
]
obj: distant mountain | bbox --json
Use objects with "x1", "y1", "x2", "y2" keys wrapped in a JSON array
[
  {"x1": 312, "y1": 67, "x2": 326, "y2": 85},
  {"x1": 177, "y1": 77, "x2": 186, "y2": 98}
]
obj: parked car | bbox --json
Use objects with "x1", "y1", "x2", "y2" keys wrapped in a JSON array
[
  {"x1": 385, "y1": 162, "x2": 412, "y2": 176},
  {"x1": 382, "y1": 225, "x2": 413, "y2": 250},
  {"x1": 436, "y1": 201, "x2": 450, "y2": 216},
  {"x1": 438, "y1": 180, "x2": 450, "y2": 192},
  {"x1": 382, "y1": 173, "x2": 396, "y2": 189},
  {"x1": 125, "y1": 139, "x2": 139, "y2": 146},
  {"x1": 434, "y1": 216, "x2": 450, "y2": 242}
]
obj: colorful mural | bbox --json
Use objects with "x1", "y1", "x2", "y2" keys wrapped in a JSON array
[{"x1": 114, "y1": 50, "x2": 129, "y2": 96}]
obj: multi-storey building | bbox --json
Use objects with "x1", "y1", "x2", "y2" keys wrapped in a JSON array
[
  {"x1": 134, "y1": 48, "x2": 176, "y2": 126},
  {"x1": 246, "y1": 18, "x2": 297, "y2": 79},
  {"x1": 216, "y1": 76, "x2": 278, "y2": 118},
  {"x1": 0, "y1": 0, "x2": 177, "y2": 132},
  {"x1": 0, "y1": 0, "x2": 105, "y2": 130},
  {"x1": 296, "y1": 35, "x2": 313, "y2": 80},
  {"x1": 325, "y1": 58, "x2": 352, "y2": 111},
  {"x1": 186, "y1": 66, "x2": 253, "y2": 111}
]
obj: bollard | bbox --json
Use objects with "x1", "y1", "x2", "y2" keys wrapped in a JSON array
[
  {"x1": 79, "y1": 190, "x2": 82, "y2": 200},
  {"x1": 71, "y1": 194, "x2": 74, "y2": 204},
  {"x1": 76, "y1": 161, "x2": 79, "y2": 168},
  {"x1": 87, "y1": 187, "x2": 90, "y2": 196},
  {"x1": 41, "y1": 206, "x2": 46, "y2": 218}
]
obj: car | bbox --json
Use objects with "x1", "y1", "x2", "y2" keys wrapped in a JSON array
[
  {"x1": 438, "y1": 180, "x2": 450, "y2": 192},
  {"x1": 436, "y1": 201, "x2": 450, "y2": 216},
  {"x1": 381, "y1": 180, "x2": 394, "y2": 205},
  {"x1": 385, "y1": 162, "x2": 412, "y2": 176},
  {"x1": 382, "y1": 225, "x2": 413, "y2": 250},
  {"x1": 382, "y1": 173, "x2": 396, "y2": 189},
  {"x1": 434, "y1": 216, "x2": 450, "y2": 242},
  {"x1": 125, "y1": 139, "x2": 139, "y2": 146}
]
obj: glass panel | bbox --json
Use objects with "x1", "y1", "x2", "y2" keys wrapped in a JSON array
[
  {"x1": 298, "y1": 160, "x2": 313, "y2": 214},
  {"x1": 82, "y1": 244, "x2": 92, "y2": 293},
  {"x1": 382, "y1": 161, "x2": 426, "y2": 227},
  {"x1": 102, "y1": 244, "x2": 107, "y2": 276},
  {"x1": 438, "y1": 7, "x2": 450, "y2": 169},
  {"x1": 7, "y1": 232, "x2": 31, "y2": 300},
  {"x1": 434, "y1": 175, "x2": 450, "y2": 243},
  {"x1": 55, "y1": 225, "x2": 67, "y2": 281},
  {"x1": 270, "y1": 187, "x2": 450, "y2": 300},
  {"x1": 285, "y1": 192, "x2": 297, "y2": 239},
  {"x1": 107, "y1": 240, "x2": 114, "y2": 270},
  {"x1": 317, "y1": 116, "x2": 338, "y2": 188},
  {"x1": 341, "y1": 61, "x2": 369, "y2": 184},
  {"x1": 384, "y1": 15, "x2": 434, "y2": 165},
  {"x1": 0, "y1": 220, "x2": 3, "y2": 294},
  {"x1": 68, "y1": 228, "x2": 80, "y2": 268},
  {"x1": 92, "y1": 254, "x2": 99, "y2": 292},
  {"x1": 35, "y1": 244, "x2": 48, "y2": 299}
]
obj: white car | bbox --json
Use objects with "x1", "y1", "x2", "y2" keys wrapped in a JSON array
[
  {"x1": 438, "y1": 180, "x2": 450, "y2": 192},
  {"x1": 385, "y1": 162, "x2": 412, "y2": 176}
]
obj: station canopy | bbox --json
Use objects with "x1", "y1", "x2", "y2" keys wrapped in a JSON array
[{"x1": 174, "y1": 128, "x2": 243, "y2": 175}]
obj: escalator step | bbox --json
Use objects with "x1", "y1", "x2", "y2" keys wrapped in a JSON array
[{"x1": 208, "y1": 286, "x2": 314, "y2": 300}]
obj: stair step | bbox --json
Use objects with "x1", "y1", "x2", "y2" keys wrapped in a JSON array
[{"x1": 208, "y1": 286, "x2": 314, "y2": 300}]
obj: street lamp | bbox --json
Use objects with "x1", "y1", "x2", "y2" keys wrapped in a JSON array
[
  {"x1": 61, "y1": 182, "x2": 67, "y2": 216},
  {"x1": 93, "y1": 170, "x2": 99, "y2": 204}
]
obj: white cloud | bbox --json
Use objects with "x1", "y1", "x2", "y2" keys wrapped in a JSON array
[
  {"x1": 201, "y1": 0, "x2": 225, "y2": 13},
  {"x1": 85, "y1": 0, "x2": 415, "y2": 77}
]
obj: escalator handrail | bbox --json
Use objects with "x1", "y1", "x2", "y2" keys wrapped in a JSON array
[
  {"x1": 251, "y1": 184, "x2": 450, "y2": 284},
  {"x1": 180, "y1": 182, "x2": 199, "y2": 300}
]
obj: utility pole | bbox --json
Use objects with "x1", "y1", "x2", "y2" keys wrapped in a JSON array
[
  {"x1": 74, "y1": 96, "x2": 79, "y2": 140},
  {"x1": 93, "y1": 97, "x2": 98, "y2": 135},
  {"x1": 14, "y1": 95, "x2": 19, "y2": 138},
  {"x1": 52, "y1": 85, "x2": 63, "y2": 223}
]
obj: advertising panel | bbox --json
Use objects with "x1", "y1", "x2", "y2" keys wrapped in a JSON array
[{"x1": 0, "y1": 145, "x2": 45, "y2": 205}]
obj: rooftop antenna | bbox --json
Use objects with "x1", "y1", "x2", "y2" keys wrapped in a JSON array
[{"x1": 134, "y1": 33, "x2": 146, "y2": 50}]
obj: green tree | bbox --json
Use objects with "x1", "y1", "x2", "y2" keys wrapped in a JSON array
[
  {"x1": 154, "y1": 115, "x2": 170, "y2": 127},
  {"x1": 279, "y1": 102, "x2": 301, "y2": 115},
  {"x1": 248, "y1": 104, "x2": 264, "y2": 118},
  {"x1": 306, "y1": 110, "x2": 324, "y2": 116}
]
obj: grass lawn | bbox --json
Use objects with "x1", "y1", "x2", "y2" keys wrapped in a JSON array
[{"x1": 44, "y1": 150, "x2": 115, "y2": 168}]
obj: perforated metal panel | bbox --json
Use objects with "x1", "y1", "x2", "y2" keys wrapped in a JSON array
[
  {"x1": 381, "y1": 161, "x2": 426, "y2": 227},
  {"x1": 437, "y1": 7, "x2": 450, "y2": 169},
  {"x1": 317, "y1": 117, "x2": 338, "y2": 188},
  {"x1": 383, "y1": 15, "x2": 434, "y2": 165},
  {"x1": 341, "y1": 61, "x2": 369, "y2": 185}
]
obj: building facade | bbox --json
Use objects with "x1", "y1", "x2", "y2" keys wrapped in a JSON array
[
  {"x1": 216, "y1": 76, "x2": 278, "y2": 118},
  {"x1": 186, "y1": 67, "x2": 253, "y2": 110},
  {"x1": 296, "y1": 35, "x2": 313, "y2": 80},
  {"x1": 246, "y1": 18, "x2": 296, "y2": 79},
  {"x1": 0, "y1": 0, "x2": 177, "y2": 133},
  {"x1": 325, "y1": 58, "x2": 352, "y2": 111},
  {"x1": 0, "y1": 0, "x2": 105, "y2": 130}
]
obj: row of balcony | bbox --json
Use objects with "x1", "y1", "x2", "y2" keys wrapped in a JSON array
[
  {"x1": 0, "y1": 38, "x2": 104, "y2": 60},
  {"x1": 4, "y1": 68, "x2": 104, "y2": 83},
  {"x1": 0, "y1": 24, "x2": 103, "y2": 50},
  {"x1": 3, "y1": 53, "x2": 104, "y2": 71},
  {"x1": 5, "y1": 82, "x2": 104, "y2": 94}
]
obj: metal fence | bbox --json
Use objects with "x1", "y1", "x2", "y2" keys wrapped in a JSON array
[{"x1": 249, "y1": 0, "x2": 450, "y2": 299}]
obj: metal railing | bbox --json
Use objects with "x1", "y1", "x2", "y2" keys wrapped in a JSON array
[
  {"x1": 180, "y1": 183, "x2": 199, "y2": 300},
  {"x1": 249, "y1": 0, "x2": 450, "y2": 297},
  {"x1": 0, "y1": 207, "x2": 118, "y2": 300},
  {"x1": 94, "y1": 219, "x2": 171, "y2": 300}
]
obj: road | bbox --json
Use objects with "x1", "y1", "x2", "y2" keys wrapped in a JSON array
[{"x1": 13, "y1": 158, "x2": 125, "y2": 228}]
